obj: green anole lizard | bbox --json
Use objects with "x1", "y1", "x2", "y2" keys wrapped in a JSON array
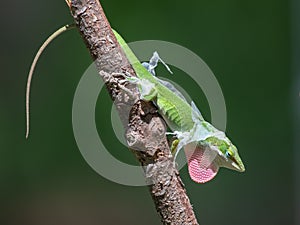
[{"x1": 25, "y1": 25, "x2": 245, "y2": 183}]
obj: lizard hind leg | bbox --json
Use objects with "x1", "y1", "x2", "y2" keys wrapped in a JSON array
[
  {"x1": 142, "y1": 51, "x2": 173, "y2": 75},
  {"x1": 170, "y1": 139, "x2": 180, "y2": 154}
]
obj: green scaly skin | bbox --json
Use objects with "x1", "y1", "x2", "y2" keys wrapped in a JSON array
[
  {"x1": 113, "y1": 30, "x2": 193, "y2": 132},
  {"x1": 113, "y1": 30, "x2": 245, "y2": 173}
]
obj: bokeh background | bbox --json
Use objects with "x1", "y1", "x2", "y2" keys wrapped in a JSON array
[{"x1": 1, "y1": 0, "x2": 298, "y2": 224}]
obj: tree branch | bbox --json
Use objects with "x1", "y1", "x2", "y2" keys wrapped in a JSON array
[{"x1": 69, "y1": 0, "x2": 199, "y2": 224}]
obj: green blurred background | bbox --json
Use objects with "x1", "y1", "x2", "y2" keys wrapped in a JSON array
[{"x1": 1, "y1": 0, "x2": 297, "y2": 224}]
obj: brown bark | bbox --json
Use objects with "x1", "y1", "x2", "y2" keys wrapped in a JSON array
[{"x1": 69, "y1": 0, "x2": 199, "y2": 224}]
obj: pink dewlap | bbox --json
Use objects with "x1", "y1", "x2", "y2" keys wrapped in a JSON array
[{"x1": 184, "y1": 145, "x2": 219, "y2": 183}]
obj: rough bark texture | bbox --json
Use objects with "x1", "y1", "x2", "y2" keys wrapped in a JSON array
[{"x1": 69, "y1": 1, "x2": 199, "y2": 224}]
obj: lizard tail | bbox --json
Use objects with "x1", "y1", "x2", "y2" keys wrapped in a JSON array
[{"x1": 25, "y1": 24, "x2": 75, "y2": 139}]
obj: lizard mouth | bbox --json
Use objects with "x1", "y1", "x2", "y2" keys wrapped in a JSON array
[
  {"x1": 230, "y1": 156, "x2": 245, "y2": 172},
  {"x1": 231, "y1": 161, "x2": 244, "y2": 172}
]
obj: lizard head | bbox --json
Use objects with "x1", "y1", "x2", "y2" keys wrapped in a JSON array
[
  {"x1": 205, "y1": 136, "x2": 245, "y2": 172},
  {"x1": 184, "y1": 135, "x2": 245, "y2": 183}
]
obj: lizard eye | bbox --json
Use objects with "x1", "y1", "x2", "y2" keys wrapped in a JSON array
[{"x1": 225, "y1": 150, "x2": 232, "y2": 158}]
